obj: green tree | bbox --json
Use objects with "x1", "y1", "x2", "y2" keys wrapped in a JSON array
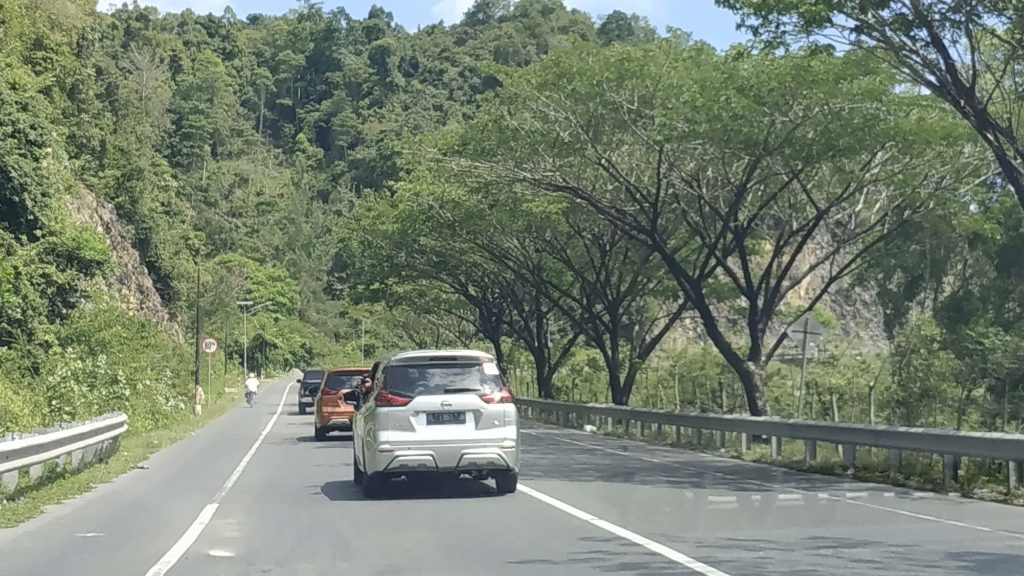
[{"x1": 719, "y1": 0, "x2": 1024, "y2": 213}]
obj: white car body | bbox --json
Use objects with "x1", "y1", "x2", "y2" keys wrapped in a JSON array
[{"x1": 352, "y1": 349, "x2": 520, "y2": 497}]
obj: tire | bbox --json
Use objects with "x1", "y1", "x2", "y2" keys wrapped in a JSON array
[
  {"x1": 314, "y1": 426, "x2": 327, "y2": 441},
  {"x1": 362, "y1": 473, "x2": 383, "y2": 499},
  {"x1": 353, "y1": 451, "x2": 364, "y2": 486},
  {"x1": 298, "y1": 403, "x2": 306, "y2": 415},
  {"x1": 494, "y1": 470, "x2": 518, "y2": 494}
]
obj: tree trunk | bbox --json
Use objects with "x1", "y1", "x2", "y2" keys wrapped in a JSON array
[
  {"x1": 536, "y1": 361, "x2": 554, "y2": 399},
  {"x1": 868, "y1": 384, "x2": 876, "y2": 426},
  {"x1": 736, "y1": 361, "x2": 768, "y2": 417}
]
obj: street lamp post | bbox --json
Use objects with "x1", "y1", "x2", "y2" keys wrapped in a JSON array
[{"x1": 236, "y1": 300, "x2": 271, "y2": 377}]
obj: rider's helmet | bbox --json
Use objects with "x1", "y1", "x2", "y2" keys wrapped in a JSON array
[{"x1": 248, "y1": 372, "x2": 255, "y2": 378}]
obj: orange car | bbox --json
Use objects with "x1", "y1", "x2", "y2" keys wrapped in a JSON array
[{"x1": 314, "y1": 367, "x2": 370, "y2": 441}]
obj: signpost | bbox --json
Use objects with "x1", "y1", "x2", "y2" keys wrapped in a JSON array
[
  {"x1": 202, "y1": 338, "x2": 218, "y2": 401},
  {"x1": 786, "y1": 313, "x2": 826, "y2": 419}
]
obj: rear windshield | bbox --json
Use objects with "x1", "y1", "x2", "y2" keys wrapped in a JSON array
[
  {"x1": 382, "y1": 362, "x2": 503, "y2": 398},
  {"x1": 302, "y1": 370, "x2": 325, "y2": 382},
  {"x1": 324, "y1": 373, "x2": 363, "y2": 391}
]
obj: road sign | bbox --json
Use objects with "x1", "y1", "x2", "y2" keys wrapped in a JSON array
[
  {"x1": 786, "y1": 313, "x2": 826, "y2": 348},
  {"x1": 785, "y1": 312, "x2": 828, "y2": 419},
  {"x1": 201, "y1": 337, "x2": 218, "y2": 355}
]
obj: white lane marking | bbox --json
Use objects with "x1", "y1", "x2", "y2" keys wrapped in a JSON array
[
  {"x1": 207, "y1": 549, "x2": 235, "y2": 558},
  {"x1": 845, "y1": 492, "x2": 869, "y2": 499},
  {"x1": 525, "y1": 429, "x2": 1024, "y2": 541},
  {"x1": 75, "y1": 532, "x2": 104, "y2": 537},
  {"x1": 143, "y1": 382, "x2": 293, "y2": 576},
  {"x1": 778, "y1": 494, "x2": 803, "y2": 501},
  {"x1": 519, "y1": 484, "x2": 733, "y2": 576},
  {"x1": 883, "y1": 492, "x2": 896, "y2": 498}
]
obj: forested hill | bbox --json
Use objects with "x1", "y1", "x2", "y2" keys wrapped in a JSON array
[
  {"x1": 4, "y1": 0, "x2": 1024, "y2": 442},
  {"x1": 0, "y1": 0, "x2": 662, "y2": 431}
]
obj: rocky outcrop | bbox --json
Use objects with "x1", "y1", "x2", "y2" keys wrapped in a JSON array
[{"x1": 65, "y1": 188, "x2": 184, "y2": 342}]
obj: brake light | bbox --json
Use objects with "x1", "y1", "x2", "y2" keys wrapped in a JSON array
[
  {"x1": 481, "y1": 387, "x2": 514, "y2": 404},
  {"x1": 375, "y1": 390, "x2": 411, "y2": 407}
]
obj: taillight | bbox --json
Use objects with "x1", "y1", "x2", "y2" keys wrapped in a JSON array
[
  {"x1": 481, "y1": 388, "x2": 514, "y2": 404},
  {"x1": 375, "y1": 390, "x2": 411, "y2": 407}
]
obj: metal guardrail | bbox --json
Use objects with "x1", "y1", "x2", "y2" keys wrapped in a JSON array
[
  {"x1": 516, "y1": 398, "x2": 1024, "y2": 490},
  {"x1": 0, "y1": 413, "x2": 128, "y2": 498}
]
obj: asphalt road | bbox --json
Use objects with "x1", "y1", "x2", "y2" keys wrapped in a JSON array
[{"x1": 2, "y1": 376, "x2": 1023, "y2": 576}]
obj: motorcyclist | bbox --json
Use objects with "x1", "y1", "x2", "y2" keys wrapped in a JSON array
[{"x1": 244, "y1": 372, "x2": 260, "y2": 405}]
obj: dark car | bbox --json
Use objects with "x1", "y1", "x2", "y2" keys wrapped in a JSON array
[{"x1": 296, "y1": 368, "x2": 326, "y2": 415}]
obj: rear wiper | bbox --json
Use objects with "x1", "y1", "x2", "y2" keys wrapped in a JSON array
[{"x1": 443, "y1": 386, "x2": 484, "y2": 394}]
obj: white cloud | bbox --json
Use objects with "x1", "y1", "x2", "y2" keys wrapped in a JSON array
[{"x1": 430, "y1": 0, "x2": 474, "y2": 23}]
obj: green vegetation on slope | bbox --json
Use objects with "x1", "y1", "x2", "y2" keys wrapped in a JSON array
[
  {"x1": 0, "y1": 0, "x2": 664, "y2": 434},
  {"x1": 4, "y1": 0, "x2": 1024, "y2": 475}
]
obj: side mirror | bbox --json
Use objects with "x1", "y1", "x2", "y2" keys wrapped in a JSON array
[
  {"x1": 342, "y1": 389, "x2": 361, "y2": 408},
  {"x1": 296, "y1": 378, "x2": 302, "y2": 383}
]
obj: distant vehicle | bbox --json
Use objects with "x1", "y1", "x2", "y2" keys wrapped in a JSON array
[
  {"x1": 351, "y1": 350, "x2": 519, "y2": 498},
  {"x1": 296, "y1": 368, "x2": 326, "y2": 415},
  {"x1": 314, "y1": 367, "x2": 370, "y2": 441}
]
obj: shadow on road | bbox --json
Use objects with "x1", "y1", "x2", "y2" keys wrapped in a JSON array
[
  {"x1": 508, "y1": 534, "x2": 683, "y2": 575},
  {"x1": 320, "y1": 478, "x2": 500, "y2": 502},
  {"x1": 295, "y1": 435, "x2": 351, "y2": 443}
]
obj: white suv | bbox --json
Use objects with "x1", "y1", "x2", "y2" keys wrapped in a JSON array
[{"x1": 351, "y1": 349, "x2": 520, "y2": 498}]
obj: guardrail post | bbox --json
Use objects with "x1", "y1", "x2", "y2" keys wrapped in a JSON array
[
  {"x1": 1, "y1": 471, "x2": 17, "y2": 493},
  {"x1": 675, "y1": 425, "x2": 682, "y2": 445},
  {"x1": 842, "y1": 444, "x2": 855, "y2": 469},
  {"x1": 804, "y1": 440, "x2": 817, "y2": 464},
  {"x1": 607, "y1": 416, "x2": 613, "y2": 430},
  {"x1": 28, "y1": 463, "x2": 44, "y2": 483},
  {"x1": 715, "y1": 430, "x2": 726, "y2": 449},
  {"x1": 770, "y1": 436, "x2": 781, "y2": 460},
  {"x1": 741, "y1": 433, "x2": 751, "y2": 454},
  {"x1": 1008, "y1": 461, "x2": 1020, "y2": 492},
  {"x1": 943, "y1": 455, "x2": 959, "y2": 488},
  {"x1": 656, "y1": 422, "x2": 663, "y2": 438},
  {"x1": 624, "y1": 419, "x2": 631, "y2": 436},
  {"x1": 639, "y1": 422, "x2": 646, "y2": 438},
  {"x1": 693, "y1": 428, "x2": 703, "y2": 446},
  {"x1": 889, "y1": 450, "x2": 903, "y2": 480}
]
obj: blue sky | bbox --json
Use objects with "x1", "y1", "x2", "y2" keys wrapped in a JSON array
[{"x1": 98, "y1": 0, "x2": 748, "y2": 50}]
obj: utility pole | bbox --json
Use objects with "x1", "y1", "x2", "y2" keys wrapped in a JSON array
[
  {"x1": 193, "y1": 254, "x2": 201, "y2": 393},
  {"x1": 236, "y1": 301, "x2": 271, "y2": 377}
]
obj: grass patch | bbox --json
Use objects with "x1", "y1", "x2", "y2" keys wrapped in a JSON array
[{"x1": 0, "y1": 386, "x2": 244, "y2": 529}]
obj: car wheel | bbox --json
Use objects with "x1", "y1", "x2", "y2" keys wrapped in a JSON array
[
  {"x1": 298, "y1": 403, "x2": 306, "y2": 415},
  {"x1": 494, "y1": 470, "x2": 518, "y2": 494},
  {"x1": 362, "y1": 473, "x2": 383, "y2": 499},
  {"x1": 353, "y1": 451, "x2": 365, "y2": 486},
  {"x1": 314, "y1": 427, "x2": 327, "y2": 441}
]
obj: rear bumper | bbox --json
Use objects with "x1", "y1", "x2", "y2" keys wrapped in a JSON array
[
  {"x1": 364, "y1": 440, "x2": 520, "y2": 476},
  {"x1": 318, "y1": 417, "x2": 353, "y2": 432}
]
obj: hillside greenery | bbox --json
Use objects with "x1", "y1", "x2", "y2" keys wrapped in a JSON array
[{"x1": 2, "y1": 0, "x2": 1024, "y2": 471}]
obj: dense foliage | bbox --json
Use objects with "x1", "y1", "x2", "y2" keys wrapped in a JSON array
[{"x1": 4, "y1": 0, "x2": 1024, "y2": 448}]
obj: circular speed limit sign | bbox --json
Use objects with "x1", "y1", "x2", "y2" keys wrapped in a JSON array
[{"x1": 201, "y1": 337, "x2": 218, "y2": 355}]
